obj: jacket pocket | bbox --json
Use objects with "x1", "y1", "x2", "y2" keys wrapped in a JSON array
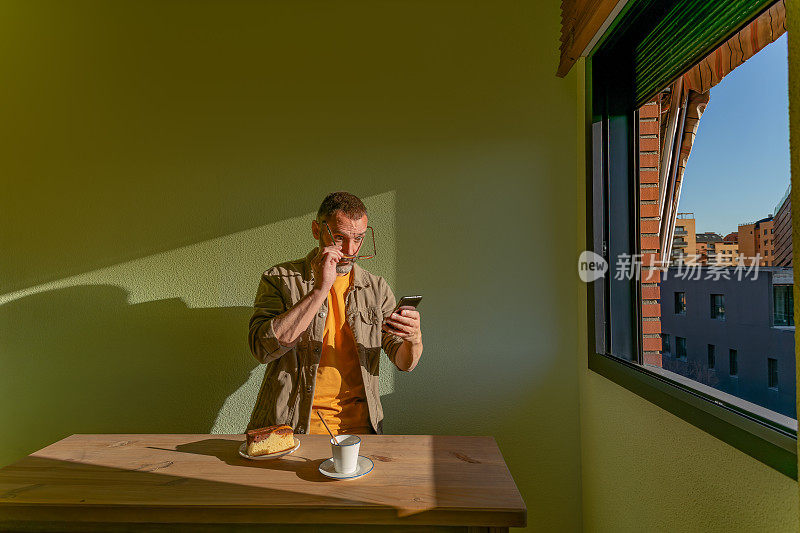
[{"x1": 358, "y1": 305, "x2": 382, "y2": 347}]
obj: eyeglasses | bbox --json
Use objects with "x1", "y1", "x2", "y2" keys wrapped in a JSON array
[{"x1": 322, "y1": 221, "x2": 377, "y2": 260}]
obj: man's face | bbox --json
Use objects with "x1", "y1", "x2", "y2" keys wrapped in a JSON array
[{"x1": 313, "y1": 211, "x2": 369, "y2": 275}]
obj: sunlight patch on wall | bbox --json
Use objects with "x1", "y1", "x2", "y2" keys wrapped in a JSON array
[{"x1": 0, "y1": 191, "x2": 397, "y2": 434}]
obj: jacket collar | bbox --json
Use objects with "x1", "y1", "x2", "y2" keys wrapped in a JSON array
[{"x1": 303, "y1": 247, "x2": 370, "y2": 288}]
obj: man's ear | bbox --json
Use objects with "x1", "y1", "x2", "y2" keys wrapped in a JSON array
[{"x1": 311, "y1": 219, "x2": 320, "y2": 240}]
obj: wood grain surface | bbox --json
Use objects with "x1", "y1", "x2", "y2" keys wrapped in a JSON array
[{"x1": 0, "y1": 434, "x2": 525, "y2": 530}]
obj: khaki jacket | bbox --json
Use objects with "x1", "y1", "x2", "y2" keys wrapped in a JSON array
[{"x1": 246, "y1": 248, "x2": 405, "y2": 434}]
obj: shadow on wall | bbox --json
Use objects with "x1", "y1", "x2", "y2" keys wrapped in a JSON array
[{"x1": 0, "y1": 285, "x2": 254, "y2": 467}]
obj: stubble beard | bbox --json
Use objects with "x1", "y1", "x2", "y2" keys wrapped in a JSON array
[{"x1": 336, "y1": 259, "x2": 355, "y2": 275}]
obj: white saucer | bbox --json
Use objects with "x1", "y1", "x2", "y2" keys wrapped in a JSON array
[
  {"x1": 318, "y1": 455, "x2": 374, "y2": 480},
  {"x1": 238, "y1": 438, "x2": 300, "y2": 460}
]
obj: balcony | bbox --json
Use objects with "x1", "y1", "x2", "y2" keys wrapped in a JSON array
[{"x1": 674, "y1": 229, "x2": 688, "y2": 236}]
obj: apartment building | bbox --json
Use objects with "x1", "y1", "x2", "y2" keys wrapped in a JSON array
[
  {"x1": 671, "y1": 213, "x2": 697, "y2": 265},
  {"x1": 661, "y1": 267, "x2": 796, "y2": 418},
  {"x1": 709, "y1": 241, "x2": 740, "y2": 266},
  {"x1": 773, "y1": 185, "x2": 792, "y2": 267},
  {"x1": 739, "y1": 216, "x2": 775, "y2": 266}
]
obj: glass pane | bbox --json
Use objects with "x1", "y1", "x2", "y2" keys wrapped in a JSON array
[
  {"x1": 608, "y1": 115, "x2": 636, "y2": 362},
  {"x1": 639, "y1": 33, "x2": 795, "y2": 421}
]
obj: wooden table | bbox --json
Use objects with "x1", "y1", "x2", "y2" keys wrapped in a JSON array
[{"x1": 0, "y1": 434, "x2": 526, "y2": 532}]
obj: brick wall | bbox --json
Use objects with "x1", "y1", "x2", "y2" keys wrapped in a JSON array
[{"x1": 639, "y1": 100, "x2": 662, "y2": 367}]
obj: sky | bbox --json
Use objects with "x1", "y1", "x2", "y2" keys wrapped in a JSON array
[{"x1": 679, "y1": 33, "x2": 789, "y2": 236}]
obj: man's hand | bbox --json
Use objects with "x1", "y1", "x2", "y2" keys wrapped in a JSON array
[
  {"x1": 311, "y1": 246, "x2": 343, "y2": 293},
  {"x1": 382, "y1": 306, "x2": 422, "y2": 345}
]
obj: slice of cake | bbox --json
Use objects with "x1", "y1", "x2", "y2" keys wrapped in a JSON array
[{"x1": 245, "y1": 425, "x2": 295, "y2": 456}]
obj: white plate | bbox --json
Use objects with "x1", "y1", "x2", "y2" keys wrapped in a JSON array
[
  {"x1": 318, "y1": 455, "x2": 374, "y2": 480},
  {"x1": 238, "y1": 438, "x2": 300, "y2": 460}
]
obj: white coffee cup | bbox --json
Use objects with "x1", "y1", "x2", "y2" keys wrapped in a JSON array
[{"x1": 330, "y1": 435, "x2": 361, "y2": 474}]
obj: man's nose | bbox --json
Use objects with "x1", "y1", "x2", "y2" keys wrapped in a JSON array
[{"x1": 345, "y1": 240, "x2": 359, "y2": 257}]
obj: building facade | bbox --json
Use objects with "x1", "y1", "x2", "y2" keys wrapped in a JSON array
[
  {"x1": 738, "y1": 216, "x2": 775, "y2": 266},
  {"x1": 671, "y1": 214, "x2": 697, "y2": 266},
  {"x1": 660, "y1": 267, "x2": 795, "y2": 418},
  {"x1": 773, "y1": 185, "x2": 792, "y2": 267}
]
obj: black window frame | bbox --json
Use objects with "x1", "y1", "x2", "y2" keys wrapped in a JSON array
[
  {"x1": 674, "y1": 292, "x2": 686, "y2": 314},
  {"x1": 768, "y1": 358, "x2": 779, "y2": 390},
  {"x1": 675, "y1": 336, "x2": 687, "y2": 361},
  {"x1": 707, "y1": 344, "x2": 716, "y2": 369},
  {"x1": 710, "y1": 294, "x2": 726, "y2": 320},
  {"x1": 584, "y1": 0, "x2": 796, "y2": 479},
  {"x1": 730, "y1": 349, "x2": 739, "y2": 377},
  {"x1": 773, "y1": 285, "x2": 794, "y2": 327}
]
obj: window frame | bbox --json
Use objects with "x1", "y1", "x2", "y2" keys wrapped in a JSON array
[
  {"x1": 584, "y1": 4, "x2": 797, "y2": 479},
  {"x1": 773, "y1": 285, "x2": 794, "y2": 327},
  {"x1": 710, "y1": 294, "x2": 726, "y2": 320},
  {"x1": 768, "y1": 357, "x2": 779, "y2": 390},
  {"x1": 674, "y1": 291, "x2": 686, "y2": 314},
  {"x1": 675, "y1": 336, "x2": 687, "y2": 361}
]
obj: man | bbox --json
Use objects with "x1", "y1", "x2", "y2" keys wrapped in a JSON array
[{"x1": 246, "y1": 191, "x2": 423, "y2": 435}]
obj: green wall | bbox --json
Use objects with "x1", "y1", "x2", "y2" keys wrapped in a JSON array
[
  {"x1": 574, "y1": 24, "x2": 800, "y2": 531},
  {"x1": 1, "y1": 1, "x2": 581, "y2": 530}
]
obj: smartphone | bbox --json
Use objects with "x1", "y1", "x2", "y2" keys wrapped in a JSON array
[
  {"x1": 390, "y1": 295, "x2": 423, "y2": 316},
  {"x1": 384, "y1": 295, "x2": 422, "y2": 333}
]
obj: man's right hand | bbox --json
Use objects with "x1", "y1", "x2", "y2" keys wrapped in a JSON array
[{"x1": 311, "y1": 246, "x2": 343, "y2": 293}]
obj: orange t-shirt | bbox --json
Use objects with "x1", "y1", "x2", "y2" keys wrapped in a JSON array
[{"x1": 309, "y1": 271, "x2": 371, "y2": 435}]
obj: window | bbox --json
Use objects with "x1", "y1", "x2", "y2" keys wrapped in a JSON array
[
  {"x1": 661, "y1": 334, "x2": 670, "y2": 355},
  {"x1": 768, "y1": 358, "x2": 778, "y2": 389},
  {"x1": 707, "y1": 344, "x2": 715, "y2": 369},
  {"x1": 586, "y1": 0, "x2": 796, "y2": 479},
  {"x1": 710, "y1": 294, "x2": 725, "y2": 320},
  {"x1": 674, "y1": 292, "x2": 686, "y2": 314},
  {"x1": 730, "y1": 349, "x2": 738, "y2": 376},
  {"x1": 773, "y1": 285, "x2": 794, "y2": 326},
  {"x1": 676, "y1": 337, "x2": 687, "y2": 361}
]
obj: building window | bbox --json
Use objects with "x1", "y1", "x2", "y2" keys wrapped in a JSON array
[
  {"x1": 661, "y1": 334, "x2": 670, "y2": 355},
  {"x1": 676, "y1": 337, "x2": 687, "y2": 361},
  {"x1": 773, "y1": 285, "x2": 794, "y2": 326},
  {"x1": 768, "y1": 358, "x2": 778, "y2": 389},
  {"x1": 674, "y1": 292, "x2": 686, "y2": 315},
  {"x1": 708, "y1": 344, "x2": 715, "y2": 369},
  {"x1": 729, "y1": 349, "x2": 738, "y2": 376},
  {"x1": 710, "y1": 294, "x2": 725, "y2": 320}
]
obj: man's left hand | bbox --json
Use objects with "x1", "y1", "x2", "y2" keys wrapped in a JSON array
[{"x1": 383, "y1": 306, "x2": 422, "y2": 344}]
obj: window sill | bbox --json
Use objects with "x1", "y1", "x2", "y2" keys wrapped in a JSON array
[{"x1": 589, "y1": 351, "x2": 797, "y2": 479}]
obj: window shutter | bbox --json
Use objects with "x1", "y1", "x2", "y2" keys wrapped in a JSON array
[{"x1": 632, "y1": 0, "x2": 777, "y2": 106}]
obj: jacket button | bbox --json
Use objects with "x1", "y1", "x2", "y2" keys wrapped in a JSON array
[
  {"x1": 318, "y1": 311, "x2": 327, "y2": 318},
  {"x1": 314, "y1": 347, "x2": 320, "y2": 354},
  {"x1": 297, "y1": 428, "x2": 305, "y2": 434},
  {"x1": 306, "y1": 386, "x2": 312, "y2": 394}
]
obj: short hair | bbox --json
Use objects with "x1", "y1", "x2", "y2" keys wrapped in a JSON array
[{"x1": 317, "y1": 191, "x2": 367, "y2": 222}]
